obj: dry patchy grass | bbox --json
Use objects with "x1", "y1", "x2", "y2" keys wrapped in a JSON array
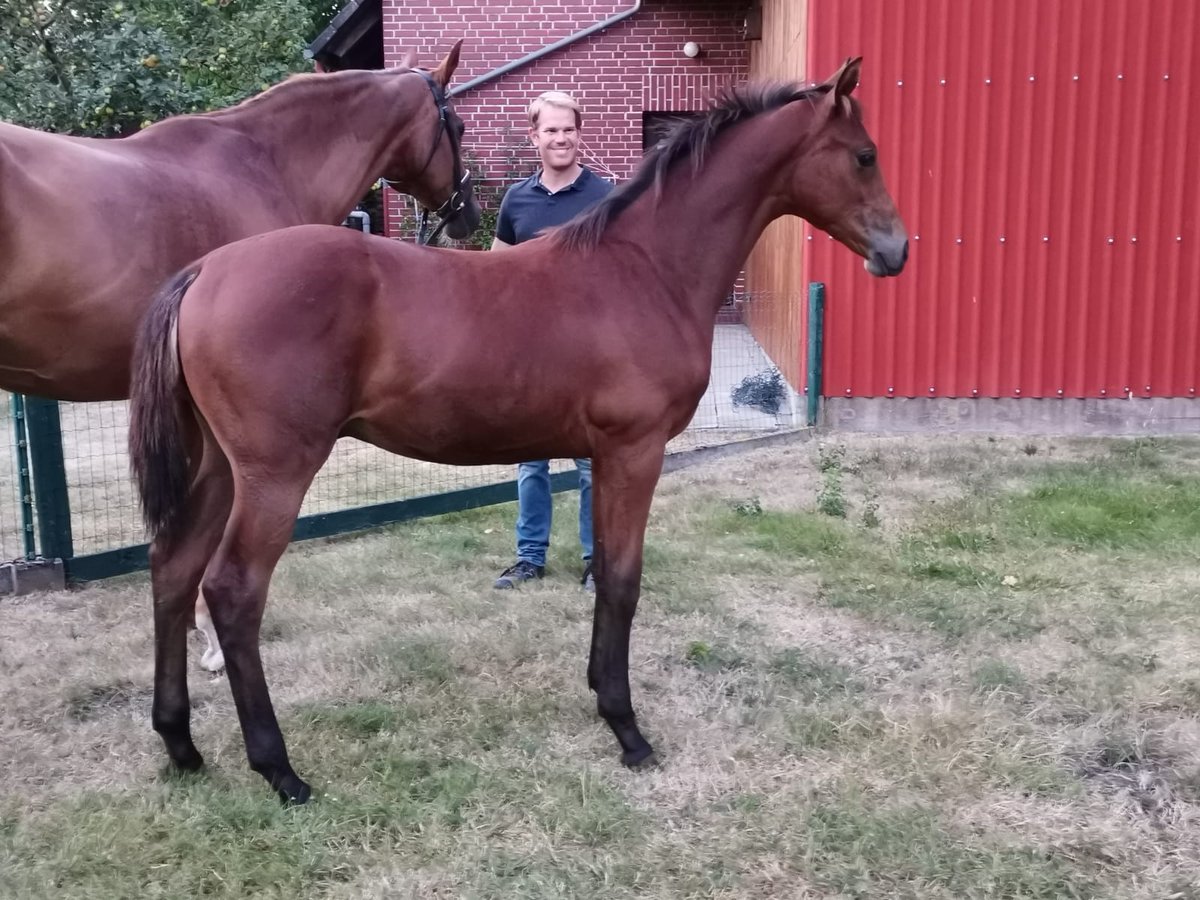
[{"x1": 2, "y1": 433, "x2": 1200, "y2": 898}]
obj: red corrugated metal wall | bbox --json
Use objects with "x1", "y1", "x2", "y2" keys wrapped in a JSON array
[{"x1": 804, "y1": 0, "x2": 1200, "y2": 399}]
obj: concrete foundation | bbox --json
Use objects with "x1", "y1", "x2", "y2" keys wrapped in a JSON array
[
  {"x1": 0, "y1": 557, "x2": 67, "y2": 597},
  {"x1": 825, "y1": 398, "x2": 1200, "y2": 436}
]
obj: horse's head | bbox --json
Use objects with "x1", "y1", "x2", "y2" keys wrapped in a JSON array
[
  {"x1": 787, "y1": 58, "x2": 908, "y2": 277},
  {"x1": 383, "y1": 41, "x2": 482, "y2": 241}
]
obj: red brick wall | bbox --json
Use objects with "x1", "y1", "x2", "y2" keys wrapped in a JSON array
[{"x1": 382, "y1": 0, "x2": 750, "y2": 240}]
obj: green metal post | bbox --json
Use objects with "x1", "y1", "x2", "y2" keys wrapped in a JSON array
[
  {"x1": 805, "y1": 282, "x2": 826, "y2": 426},
  {"x1": 23, "y1": 397, "x2": 74, "y2": 561},
  {"x1": 10, "y1": 394, "x2": 37, "y2": 559}
]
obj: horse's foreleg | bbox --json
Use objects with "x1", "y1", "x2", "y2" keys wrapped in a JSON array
[
  {"x1": 203, "y1": 480, "x2": 313, "y2": 804},
  {"x1": 150, "y1": 434, "x2": 233, "y2": 773},
  {"x1": 587, "y1": 438, "x2": 666, "y2": 768}
]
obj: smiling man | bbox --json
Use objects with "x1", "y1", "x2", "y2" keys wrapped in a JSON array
[{"x1": 490, "y1": 90, "x2": 613, "y2": 592}]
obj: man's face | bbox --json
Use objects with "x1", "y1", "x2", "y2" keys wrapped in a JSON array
[{"x1": 530, "y1": 105, "x2": 580, "y2": 172}]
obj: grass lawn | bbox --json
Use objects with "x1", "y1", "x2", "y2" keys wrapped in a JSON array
[{"x1": 2, "y1": 433, "x2": 1199, "y2": 899}]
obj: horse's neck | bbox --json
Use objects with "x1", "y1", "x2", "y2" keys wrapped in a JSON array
[
  {"x1": 204, "y1": 74, "x2": 389, "y2": 224},
  {"x1": 617, "y1": 113, "x2": 796, "y2": 325}
]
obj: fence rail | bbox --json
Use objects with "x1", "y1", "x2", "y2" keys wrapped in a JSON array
[{"x1": 2, "y1": 294, "x2": 821, "y2": 583}]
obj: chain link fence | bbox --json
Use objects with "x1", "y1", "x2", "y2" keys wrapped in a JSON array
[{"x1": 0, "y1": 397, "x2": 32, "y2": 561}]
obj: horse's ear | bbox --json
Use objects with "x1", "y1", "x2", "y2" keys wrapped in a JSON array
[
  {"x1": 430, "y1": 39, "x2": 463, "y2": 89},
  {"x1": 820, "y1": 56, "x2": 861, "y2": 116},
  {"x1": 833, "y1": 56, "x2": 862, "y2": 100},
  {"x1": 397, "y1": 49, "x2": 417, "y2": 70}
]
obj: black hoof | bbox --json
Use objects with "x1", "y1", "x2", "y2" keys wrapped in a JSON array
[
  {"x1": 621, "y1": 746, "x2": 658, "y2": 769},
  {"x1": 170, "y1": 745, "x2": 204, "y2": 772},
  {"x1": 276, "y1": 776, "x2": 312, "y2": 806}
]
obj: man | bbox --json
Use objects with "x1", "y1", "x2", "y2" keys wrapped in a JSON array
[{"x1": 491, "y1": 90, "x2": 613, "y2": 592}]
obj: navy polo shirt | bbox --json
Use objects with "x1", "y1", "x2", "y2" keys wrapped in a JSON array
[{"x1": 495, "y1": 166, "x2": 613, "y2": 245}]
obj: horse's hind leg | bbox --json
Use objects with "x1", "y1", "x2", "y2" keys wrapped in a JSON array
[
  {"x1": 195, "y1": 596, "x2": 224, "y2": 672},
  {"x1": 587, "y1": 437, "x2": 667, "y2": 768},
  {"x1": 150, "y1": 426, "x2": 233, "y2": 772},
  {"x1": 203, "y1": 472, "x2": 321, "y2": 804}
]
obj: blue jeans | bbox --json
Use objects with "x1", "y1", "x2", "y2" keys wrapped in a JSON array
[{"x1": 515, "y1": 458, "x2": 592, "y2": 567}]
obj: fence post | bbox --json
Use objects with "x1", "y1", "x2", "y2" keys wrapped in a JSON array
[
  {"x1": 23, "y1": 397, "x2": 74, "y2": 561},
  {"x1": 805, "y1": 282, "x2": 826, "y2": 427},
  {"x1": 10, "y1": 394, "x2": 38, "y2": 559}
]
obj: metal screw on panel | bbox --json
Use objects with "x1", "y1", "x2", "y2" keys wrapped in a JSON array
[
  {"x1": 928, "y1": 387, "x2": 935, "y2": 393},
  {"x1": 1000, "y1": 236, "x2": 1006, "y2": 243},
  {"x1": 1015, "y1": 388, "x2": 1022, "y2": 395}
]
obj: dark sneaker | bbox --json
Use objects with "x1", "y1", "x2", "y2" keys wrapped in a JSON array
[
  {"x1": 494, "y1": 559, "x2": 544, "y2": 589},
  {"x1": 581, "y1": 561, "x2": 595, "y2": 593}
]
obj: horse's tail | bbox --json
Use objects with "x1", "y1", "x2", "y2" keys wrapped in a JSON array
[{"x1": 129, "y1": 264, "x2": 201, "y2": 541}]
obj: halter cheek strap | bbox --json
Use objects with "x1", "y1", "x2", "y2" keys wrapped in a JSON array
[{"x1": 411, "y1": 71, "x2": 472, "y2": 246}]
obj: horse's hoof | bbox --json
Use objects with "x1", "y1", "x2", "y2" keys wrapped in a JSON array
[
  {"x1": 621, "y1": 746, "x2": 658, "y2": 769},
  {"x1": 171, "y1": 747, "x2": 204, "y2": 772},
  {"x1": 276, "y1": 776, "x2": 312, "y2": 806},
  {"x1": 200, "y1": 649, "x2": 225, "y2": 672}
]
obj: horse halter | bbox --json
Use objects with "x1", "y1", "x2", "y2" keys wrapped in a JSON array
[{"x1": 413, "y1": 70, "x2": 471, "y2": 246}]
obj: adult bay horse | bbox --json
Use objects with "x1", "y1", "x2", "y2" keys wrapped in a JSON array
[
  {"x1": 0, "y1": 41, "x2": 479, "y2": 403},
  {"x1": 2, "y1": 43, "x2": 479, "y2": 673},
  {"x1": 130, "y1": 58, "x2": 907, "y2": 802}
]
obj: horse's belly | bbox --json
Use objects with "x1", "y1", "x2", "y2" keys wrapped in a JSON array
[{"x1": 348, "y1": 398, "x2": 587, "y2": 467}]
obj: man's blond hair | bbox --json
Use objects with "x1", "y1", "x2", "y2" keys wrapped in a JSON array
[{"x1": 528, "y1": 91, "x2": 582, "y2": 129}]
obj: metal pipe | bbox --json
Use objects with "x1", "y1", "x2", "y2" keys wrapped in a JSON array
[
  {"x1": 448, "y1": 0, "x2": 643, "y2": 97},
  {"x1": 10, "y1": 394, "x2": 36, "y2": 560},
  {"x1": 805, "y1": 283, "x2": 826, "y2": 427}
]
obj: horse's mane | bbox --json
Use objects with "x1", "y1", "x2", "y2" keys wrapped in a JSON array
[
  {"x1": 550, "y1": 80, "x2": 842, "y2": 251},
  {"x1": 203, "y1": 67, "x2": 412, "y2": 120}
]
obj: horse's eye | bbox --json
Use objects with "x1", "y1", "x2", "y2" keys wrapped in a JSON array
[{"x1": 856, "y1": 149, "x2": 877, "y2": 169}]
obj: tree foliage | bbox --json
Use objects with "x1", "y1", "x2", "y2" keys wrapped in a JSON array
[{"x1": 0, "y1": 0, "x2": 340, "y2": 136}]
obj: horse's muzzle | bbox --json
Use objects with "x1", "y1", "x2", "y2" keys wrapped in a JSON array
[
  {"x1": 443, "y1": 194, "x2": 482, "y2": 240},
  {"x1": 864, "y1": 230, "x2": 909, "y2": 277}
]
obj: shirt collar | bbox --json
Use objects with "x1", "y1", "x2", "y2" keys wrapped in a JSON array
[{"x1": 534, "y1": 166, "x2": 590, "y2": 195}]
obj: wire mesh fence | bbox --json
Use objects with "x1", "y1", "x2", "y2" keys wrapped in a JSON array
[
  {"x1": 0, "y1": 300, "x2": 807, "y2": 572},
  {"x1": 0, "y1": 396, "x2": 32, "y2": 561}
]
